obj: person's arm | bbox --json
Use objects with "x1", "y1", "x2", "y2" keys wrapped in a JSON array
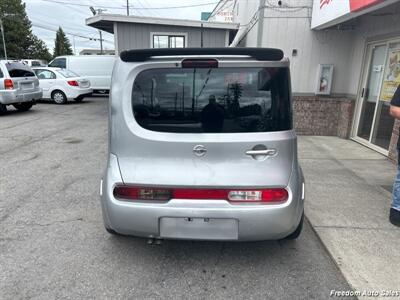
[
  {"x1": 390, "y1": 105, "x2": 400, "y2": 120},
  {"x1": 390, "y1": 85, "x2": 400, "y2": 120}
]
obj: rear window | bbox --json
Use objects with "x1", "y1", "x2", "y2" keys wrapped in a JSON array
[
  {"x1": 31, "y1": 61, "x2": 42, "y2": 67},
  {"x1": 132, "y1": 67, "x2": 292, "y2": 133},
  {"x1": 57, "y1": 69, "x2": 79, "y2": 78},
  {"x1": 6, "y1": 62, "x2": 35, "y2": 77}
]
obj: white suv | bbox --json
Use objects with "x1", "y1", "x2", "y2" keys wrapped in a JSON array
[{"x1": 0, "y1": 61, "x2": 42, "y2": 114}]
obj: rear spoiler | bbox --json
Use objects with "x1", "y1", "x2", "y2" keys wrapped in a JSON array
[{"x1": 120, "y1": 48, "x2": 284, "y2": 62}]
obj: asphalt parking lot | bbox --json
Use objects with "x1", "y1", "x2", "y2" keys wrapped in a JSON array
[{"x1": 1, "y1": 97, "x2": 354, "y2": 299}]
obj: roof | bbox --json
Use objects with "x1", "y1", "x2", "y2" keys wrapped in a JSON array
[
  {"x1": 31, "y1": 67, "x2": 62, "y2": 70},
  {"x1": 86, "y1": 14, "x2": 239, "y2": 34}
]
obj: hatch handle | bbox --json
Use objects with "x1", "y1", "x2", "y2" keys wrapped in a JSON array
[{"x1": 245, "y1": 149, "x2": 277, "y2": 156}]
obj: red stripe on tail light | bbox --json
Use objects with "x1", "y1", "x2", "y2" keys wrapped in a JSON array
[
  {"x1": 173, "y1": 189, "x2": 228, "y2": 200},
  {"x1": 181, "y1": 59, "x2": 218, "y2": 68},
  {"x1": 67, "y1": 80, "x2": 79, "y2": 86},
  {"x1": 113, "y1": 186, "x2": 288, "y2": 203}
]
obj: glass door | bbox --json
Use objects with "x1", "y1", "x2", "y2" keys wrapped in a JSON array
[
  {"x1": 371, "y1": 41, "x2": 400, "y2": 150},
  {"x1": 355, "y1": 39, "x2": 400, "y2": 153}
]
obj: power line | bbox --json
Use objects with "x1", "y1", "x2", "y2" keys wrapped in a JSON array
[
  {"x1": 141, "y1": 0, "x2": 160, "y2": 17},
  {"x1": 31, "y1": 23, "x2": 114, "y2": 44},
  {"x1": 209, "y1": 0, "x2": 232, "y2": 19},
  {"x1": 30, "y1": 18, "x2": 98, "y2": 36},
  {"x1": 37, "y1": 0, "x2": 219, "y2": 10}
]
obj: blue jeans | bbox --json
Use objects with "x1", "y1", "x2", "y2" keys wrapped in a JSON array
[{"x1": 392, "y1": 164, "x2": 400, "y2": 211}]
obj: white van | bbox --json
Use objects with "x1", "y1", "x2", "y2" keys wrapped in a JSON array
[
  {"x1": 48, "y1": 55, "x2": 115, "y2": 92},
  {"x1": 21, "y1": 59, "x2": 47, "y2": 67}
]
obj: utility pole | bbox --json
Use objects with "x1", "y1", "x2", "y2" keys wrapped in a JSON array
[
  {"x1": 127, "y1": 0, "x2": 130, "y2": 16},
  {"x1": 256, "y1": 0, "x2": 265, "y2": 47},
  {"x1": 99, "y1": 30, "x2": 103, "y2": 54},
  {"x1": 89, "y1": 7, "x2": 106, "y2": 54},
  {"x1": 73, "y1": 35, "x2": 76, "y2": 55},
  {"x1": 0, "y1": 18, "x2": 7, "y2": 60},
  {"x1": 200, "y1": 23, "x2": 204, "y2": 48}
]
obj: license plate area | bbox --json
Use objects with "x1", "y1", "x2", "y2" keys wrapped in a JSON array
[
  {"x1": 78, "y1": 81, "x2": 89, "y2": 88},
  {"x1": 160, "y1": 217, "x2": 238, "y2": 240},
  {"x1": 20, "y1": 82, "x2": 33, "y2": 90}
]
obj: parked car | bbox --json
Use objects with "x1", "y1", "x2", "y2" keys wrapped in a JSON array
[
  {"x1": 33, "y1": 67, "x2": 92, "y2": 104},
  {"x1": 100, "y1": 48, "x2": 305, "y2": 241},
  {"x1": 21, "y1": 59, "x2": 47, "y2": 67},
  {"x1": 0, "y1": 60, "x2": 42, "y2": 114},
  {"x1": 48, "y1": 55, "x2": 115, "y2": 93}
]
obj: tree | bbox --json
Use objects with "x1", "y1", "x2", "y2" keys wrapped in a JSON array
[
  {"x1": 0, "y1": 0, "x2": 51, "y2": 61},
  {"x1": 53, "y1": 27, "x2": 73, "y2": 58},
  {"x1": 27, "y1": 35, "x2": 52, "y2": 62}
]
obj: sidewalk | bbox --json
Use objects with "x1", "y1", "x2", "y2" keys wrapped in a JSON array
[{"x1": 299, "y1": 136, "x2": 400, "y2": 299}]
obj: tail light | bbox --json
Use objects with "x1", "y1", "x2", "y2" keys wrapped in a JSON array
[
  {"x1": 4, "y1": 79, "x2": 13, "y2": 90},
  {"x1": 113, "y1": 186, "x2": 171, "y2": 201},
  {"x1": 67, "y1": 80, "x2": 79, "y2": 86},
  {"x1": 113, "y1": 185, "x2": 288, "y2": 203}
]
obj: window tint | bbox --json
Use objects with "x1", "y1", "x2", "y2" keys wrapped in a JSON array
[
  {"x1": 0, "y1": 68, "x2": 3, "y2": 78},
  {"x1": 31, "y1": 61, "x2": 41, "y2": 67},
  {"x1": 49, "y1": 58, "x2": 66, "y2": 68},
  {"x1": 5, "y1": 62, "x2": 35, "y2": 77},
  {"x1": 34, "y1": 69, "x2": 56, "y2": 79},
  {"x1": 132, "y1": 67, "x2": 292, "y2": 133}
]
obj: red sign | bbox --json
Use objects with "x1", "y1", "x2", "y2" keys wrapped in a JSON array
[
  {"x1": 349, "y1": 0, "x2": 383, "y2": 11},
  {"x1": 312, "y1": 0, "x2": 389, "y2": 29},
  {"x1": 320, "y1": 0, "x2": 333, "y2": 9}
]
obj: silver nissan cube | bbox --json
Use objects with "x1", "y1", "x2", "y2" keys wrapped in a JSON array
[{"x1": 101, "y1": 48, "x2": 305, "y2": 241}]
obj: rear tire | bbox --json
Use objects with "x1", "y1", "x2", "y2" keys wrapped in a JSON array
[
  {"x1": 51, "y1": 90, "x2": 67, "y2": 104},
  {"x1": 0, "y1": 104, "x2": 7, "y2": 115},
  {"x1": 13, "y1": 102, "x2": 33, "y2": 111},
  {"x1": 105, "y1": 226, "x2": 121, "y2": 236},
  {"x1": 283, "y1": 212, "x2": 304, "y2": 240}
]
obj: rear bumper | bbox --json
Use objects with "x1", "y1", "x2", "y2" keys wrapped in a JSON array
[
  {"x1": 0, "y1": 89, "x2": 42, "y2": 105},
  {"x1": 101, "y1": 155, "x2": 305, "y2": 241},
  {"x1": 67, "y1": 88, "x2": 93, "y2": 100}
]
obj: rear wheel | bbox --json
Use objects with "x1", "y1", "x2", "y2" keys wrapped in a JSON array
[
  {"x1": 105, "y1": 227, "x2": 122, "y2": 236},
  {"x1": 13, "y1": 102, "x2": 33, "y2": 111},
  {"x1": 0, "y1": 104, "x2": 7, "y2": 115},
  {"x1": 51, "y1": 90, "x2": 67, "y2": 104},
  {"x1": 283, "y1": 212, "x2": 304, "y2": 240}
]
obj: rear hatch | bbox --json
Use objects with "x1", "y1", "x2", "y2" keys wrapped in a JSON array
[
  {"x1": 116, "y1": 57, "x2": 294, "y2": 188},
  {"x1": 56, "y1": 69, "x2": 91, "y2": 88},
  {"x1": 6, "y1": 62, "x2": 38, "y2": 92},
  {"x1": 77, "y1": 78, "x2": 90, "y2": 88}
]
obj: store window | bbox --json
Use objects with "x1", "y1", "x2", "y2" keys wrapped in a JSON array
[{"x1": 152, "y1": 34, "x2": 186, "y2": 48}]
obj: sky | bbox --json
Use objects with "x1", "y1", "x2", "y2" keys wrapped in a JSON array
[{"x1": 24, "y1": 0, "x2": 219, "y2": 55}]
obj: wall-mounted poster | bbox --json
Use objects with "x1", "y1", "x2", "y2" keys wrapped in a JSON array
[
  {"x1": 316, "y1": 64, "x2": 334, "y2": 95},
  {"x1": 380, "y1": 48, "x2": 400, "y2": 101}
]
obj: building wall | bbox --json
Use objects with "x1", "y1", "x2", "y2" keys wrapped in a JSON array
[
  {"x1": 293, "y1": 96, "x2": 355, "y2": 138},
  {"x1": 234, "y1": 0, "x2": 400, "y2": 96},
  {"x1": 115, "y1": 23, "x2": 228, "y2": 53},
  {"x1": 235, "y1": 0, "x2": 356, "y2": 96}
]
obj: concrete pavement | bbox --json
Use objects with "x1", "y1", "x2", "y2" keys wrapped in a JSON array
[{"x1": 299, "y1": 136, "x2": 400, "y2": 299}]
